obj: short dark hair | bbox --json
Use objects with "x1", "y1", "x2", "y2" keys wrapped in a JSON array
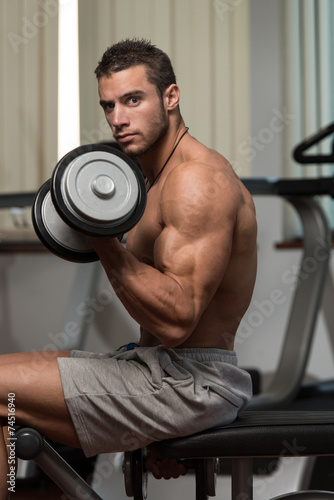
[{"x1": 94, "y1": 38, "x2": 177, "y2": 100}]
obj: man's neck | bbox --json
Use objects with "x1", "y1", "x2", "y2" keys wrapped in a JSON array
[{"x1": 138, "y1": 118, "x2": 185, "y2": 185}]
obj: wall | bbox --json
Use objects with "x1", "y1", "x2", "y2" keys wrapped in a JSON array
[
  {"x1": 1, "y1": 6, "x2": 333, "y2": 499},
  {"x1": 0, "y1": 0, "x2": 58, "y2": 193},
  {"x1": 0, "y1": 253, "x2": 139, "y2": 355},
  {"x1": 235, "y1": 0, "x2": 334, "y2": 384},
  {"x1": 1, "y1": 0, "x2": 333, "y2": 385},
  {"x1": 78, "y1": 0, "x2": 251, "y2": 175},
  {"x1": 1, "y1": 0, "x2": 253, "y2": 354}
]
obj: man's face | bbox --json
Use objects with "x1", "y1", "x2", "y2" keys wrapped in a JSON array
[{"x1": 98, "y1": 65, "x2": 169, "y2": 157}]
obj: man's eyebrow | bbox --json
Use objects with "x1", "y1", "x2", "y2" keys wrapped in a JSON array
[
  {"x1": 99, "y1": 99, "x2": 113, "y2": 107},
  {"x1": 99, "y1": 89, "x2": 146, "y2": 107},
  {"x1": 122, "y1": 89, "x2": 146, "y2": 98}
]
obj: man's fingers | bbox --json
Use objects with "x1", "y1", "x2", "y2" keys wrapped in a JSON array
[{"x1": 146, "y1": 457, "x2": 187, "y2": 480}]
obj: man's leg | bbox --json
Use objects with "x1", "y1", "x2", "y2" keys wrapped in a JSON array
[
  {"x1": 0, "y1": 351, "x2": 81, "y2": 499},
  {"x1": 0, "y1": 350, "x2": 67, "y2": 366}
]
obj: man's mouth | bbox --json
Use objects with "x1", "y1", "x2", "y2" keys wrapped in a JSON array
[{"x1": 115, "y1": 133, "x2": 136, "y2": 143}]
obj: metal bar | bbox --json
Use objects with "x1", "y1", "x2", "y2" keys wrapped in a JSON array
[
  {"x1": 248, "y1": 197, "x2": 332, "y2": 410},
  {"x1": 242, "y1": 177, "x2": 334, "y2": 197},
  {"x1": 195, "y1": 460, "x2": 209, "y2": 500},
  {"x1": 232, "y1": 458, "x2": 253, "y2": 500},
  {"x1": 0, "y1": 192, "x2": 36, "y2": 209},
  {"x1": 321, "y1": 272, "x2": 334, "y2": 357},
  {"x1": 33, "y1": 440, "x2": 103, "y2": 500}
]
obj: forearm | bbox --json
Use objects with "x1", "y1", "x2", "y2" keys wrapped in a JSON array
[{"x1": 90, "y1": 238, "x2": 195, "y2": 347}]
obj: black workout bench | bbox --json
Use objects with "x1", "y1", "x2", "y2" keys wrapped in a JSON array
[{"x1": 15, "y1": 410, "x2": 334, "y2": 500}]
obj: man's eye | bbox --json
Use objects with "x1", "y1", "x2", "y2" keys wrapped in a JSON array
[
  {"x1": 101, "y1": 103, "x2": 114, "y2": 113},
  {"x1": 129, "y1": 96, "x2": 140, "y2": 105}
]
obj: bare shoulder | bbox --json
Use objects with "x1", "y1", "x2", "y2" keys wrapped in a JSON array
[{"x1": 161, "y1": 145, "x2": 255, "y2": 229}]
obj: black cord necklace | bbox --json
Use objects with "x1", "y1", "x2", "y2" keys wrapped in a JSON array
[{"x1": 146, "y1": 127, "x2": 189, "y2": 193}]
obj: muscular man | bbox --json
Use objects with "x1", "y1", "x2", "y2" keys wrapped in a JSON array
[{"x1": 0, "y1": 39, "x2": 257, "y2": 497}]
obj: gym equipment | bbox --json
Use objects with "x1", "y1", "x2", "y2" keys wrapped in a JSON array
[
  {"x1": 12, "y1": 127, "x2": 334, "y2": 498},
  {"x1": 293, "y1": 122, "x2": 334, "y2": 164},
  {"x1": 122, "y1": 451, "x2": 218, "y2": 499},
  {"x1": 123, "y1": 449, "x2": 147, "y2": 499},
  {"x1": 32, "y1": 145, "x2": 146, "y2": 262},
  {"x1": 15, "y1": 177, "x2": 334, "y2": 499},
  {"x1": 15, "y1": 427, "x2": 103, "y2": 500},
  {"x1": 0, "y1": 191, "x2": 35, "y2": 209},
  {"x1": 16, "y1": 411, "x2": 334, "y2": 500},
  {"x1": 112, "y1": 177, "x2": 334, "y2": 499},
  {"x1": 33, "y1": 179, "x2": 98, "y2": 263}
]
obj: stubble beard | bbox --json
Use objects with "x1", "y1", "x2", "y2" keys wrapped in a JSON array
[{"x1": 117, "y1": 102, "x2": 169, "y2": 158}]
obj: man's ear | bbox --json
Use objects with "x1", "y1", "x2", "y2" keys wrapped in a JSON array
[{"x1": 164, "y1": 84, "x2": 180, "y2": 111}]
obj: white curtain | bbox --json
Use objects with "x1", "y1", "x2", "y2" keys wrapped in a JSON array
[
  {"x1": 0, "y1": 0, "x2": 252, "y2": 230},
  {"x1": 282, "y1": 0, "x2": 334, "y2": 236},
  {"x1": 78, "y1": 0, "x2": 251, "y2": 177},
  {"x1": 0, "y1": 0, "x2": 58, "y2": 192},
  {"x1": 0, "y1": 0, "x2": 58, "y2": 230}
]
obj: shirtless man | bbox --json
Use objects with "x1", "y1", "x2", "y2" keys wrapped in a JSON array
[{"x1": 0, "y1": 39, "x2": 257, "y2": 497}]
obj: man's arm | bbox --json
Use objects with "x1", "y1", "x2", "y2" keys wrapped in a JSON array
[{"x1": 89, "y1": 163, "x2": 239, "y2": 347}]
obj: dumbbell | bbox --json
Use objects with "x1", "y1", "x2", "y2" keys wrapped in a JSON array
[{"x1": 32, "y1": 144, "x2": 146, "y2": 263}]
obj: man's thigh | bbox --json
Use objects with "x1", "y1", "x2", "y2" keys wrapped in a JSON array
[
  {"x1": 0, "y1": 351, "x2": 80, "y2": 448},
  {"x1": 0, "y1": 350, "x2": 69, "y2": 365}
]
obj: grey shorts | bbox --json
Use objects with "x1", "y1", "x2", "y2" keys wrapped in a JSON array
[{"x1": 57, "y1": 345, "x2": 252, "y2": 457}]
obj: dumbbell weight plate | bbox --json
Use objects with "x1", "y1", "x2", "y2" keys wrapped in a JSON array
[
  {"x1": 51, "y1": 145, "x2": 146, "y2": 238},
  {"x1": 123, "y1": 450, "x2": 147, "y2": 500},
  {"x1": 32, "y1": 180, "x2": 99, "y2": 263}
]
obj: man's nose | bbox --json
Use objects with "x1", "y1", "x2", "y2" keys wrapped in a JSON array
[{"x1": 112, "y1": 105, "x2": 129, "y2": 128}]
